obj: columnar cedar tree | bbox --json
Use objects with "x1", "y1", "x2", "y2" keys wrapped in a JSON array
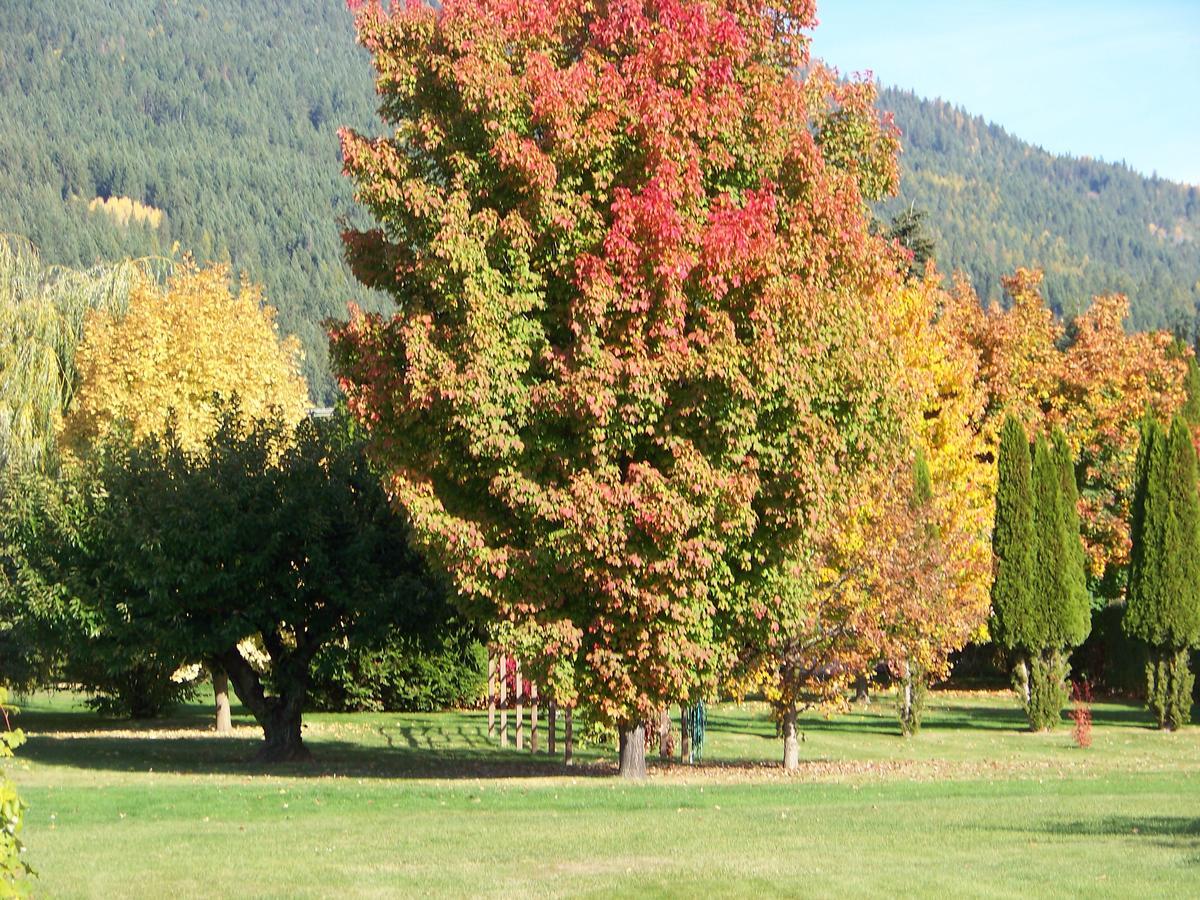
[{"x1": 1126, "y1": 415, "x2": 1200, "y2": 729}]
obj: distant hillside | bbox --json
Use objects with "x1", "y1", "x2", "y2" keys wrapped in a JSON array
[
  {"x1": 0, "y1": 0, "x2": 379, "y2": 400},
  {"x1": 877, "y1": 87, "x2": 1200, "y2": 330},
  {"x1": 1, "y1": 4, "x2": 1197, "y2": 404}
]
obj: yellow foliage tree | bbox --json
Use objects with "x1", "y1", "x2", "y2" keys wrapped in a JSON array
[{"x1": 62, "y1": 261, "x2": 309, "y2": 453}]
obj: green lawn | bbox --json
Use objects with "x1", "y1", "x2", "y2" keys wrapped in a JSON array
[{"x1": 5, "y1": 690, "x2": 1200, "y2": 897}]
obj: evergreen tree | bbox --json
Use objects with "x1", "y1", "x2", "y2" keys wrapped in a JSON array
[
  {"x1": 1049, "y1": 428, "x2": 1091, "y2": 631},
  {"x1": 991, "y1": 416, "x2": 1037, "y2": 655},
  {"x1": 1125, "y1": 415, "x2": 1200, "y2": 729},
  {"x1": 991, "y1": 417, "x2": 1090, "y2": 729},
  {"x1": 1023, "y1": 434, "x2": 1090, "y2": 729}
]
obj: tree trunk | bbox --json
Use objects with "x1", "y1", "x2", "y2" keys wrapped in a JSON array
[
  {"x1": 898, "y1": 661, "x2": 913, "y2": 735},
  {"x1": 548, "y1": 700, "x2": 557, "y2": 755},
  {"x1": 658, "y1": 707, "x2": 672, "y2": 760},
  {"x1": 212, "y1": 668, "x2": 232, "y2": 734},
  {"x1": 618, "y1": 722, "x2": 647, "y2": 779},
  {"x1": 258, "y1": 700, "x2": 309, "y2": 762},
  {"x1": 782, "y1": 702, "x2": 800, "y2": 772},
  {"x1": 530, "y1": 682, "x2": 539, "y2": 753},
  {"x1": 680, "y1": 705, "x2": 691, "y2": 763},
  {"x1": 499, "y1": 655, "x2": 508, "y2": 747},
  {"x1": 854, "y1": 675, "x2": 871, "y2": 705},
  {"x1": 564, "y1": 706, "x2": 574, "y2": 766},
  {"x1": 1014, "y1": 654, "x2": 1031, "y2": 707},
  {"x1": 217, "y1": 646, "x2": 311, "y2": 763}
]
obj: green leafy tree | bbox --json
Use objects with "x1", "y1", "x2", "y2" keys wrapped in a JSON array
[
  {"x1": 1125, "y1": 415, "x2": 1200, "y2": 729},
  {"x1": 1023, "y1": 432, "x2": 1090, "y2": 729},
  {"x1": 16, "y1": 408, "x2": 442, "y2": 760}
]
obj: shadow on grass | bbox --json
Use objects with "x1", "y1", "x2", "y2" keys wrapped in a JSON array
[
  {"x1": 1045, "y1": 816, "x2": 1200, "y2": 838},
  {"x1": 19, "y1": 730, "x2": 616, "y2": 781},
  {"x1": 13, "y1": 700, "x2": 620, "y2": 780},
  {"x1": 1044, "y1": 816, "x2": 1200, "y2": 860}
]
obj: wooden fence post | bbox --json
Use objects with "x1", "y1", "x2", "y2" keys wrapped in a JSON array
[
  {"x1": 564, "y1": 705, "x2": 574, "y2": 765},
  {"x1": 487, "y1": 651, "x2": 496, "y2": 739},
  {"x1": 499, "y1": 654, "x2": 508, "y2": 748},
  {"x1": 515, "y1": 660, "x2": 524, "y2": 751},
  {"x1": 530, "y1": 682, "x2": 539, "y2": 753}
]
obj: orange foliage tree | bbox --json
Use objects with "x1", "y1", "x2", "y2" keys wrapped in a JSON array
[
  {"x1": 333, "y1": 0, "x2": 913, "y2": 775},
  {"x1": 949, "y1": 268, "x2": 1188, "y2": 602}
]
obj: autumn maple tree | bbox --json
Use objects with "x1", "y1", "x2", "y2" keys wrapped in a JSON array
[{"x1": 334, "y1": 0, "x2": 910, "y2": 775}]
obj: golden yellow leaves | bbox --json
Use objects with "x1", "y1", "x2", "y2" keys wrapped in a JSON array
[{"x1": 62, "y1": 261, "x2": 310, "y2": 455}]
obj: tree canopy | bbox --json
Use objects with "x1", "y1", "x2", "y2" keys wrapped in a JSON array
[{"x1": 333, "y1": 0, "x2": 917, "y2": 773}]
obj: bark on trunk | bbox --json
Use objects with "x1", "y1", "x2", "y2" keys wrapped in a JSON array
[
  {"x1": 854, "y1": 675, "x2": 871, "y2": 705},
  {"x1": 564, "y1": 706, "x2": 574, "y2": 765},
  {"x1": 499, "y1": 655, "x2": 508, "y2": 748},
  {"x1": 618, "y1": 722, "x2": 647, "y2": 779},
  {"x1": 515, "y1": 660, "x2": 524, "y2": 751},
  {"x1": 217, "y1": 646, "x2": 311, "y2": 763},
  {"x1": 782, "y1": 703, "x2": 800, "y2": 772},
  {"x1": 548, "y1": 700, "x2": 557, "y2": 755},
  {"x1": 258, "y1": 701, "x2": 310, "y2": 763},
  {"x1": 1015, "y1": 654, "x2": 1031, "y2": 707},
  {"x1": 680, "y1": 706, "x2": 691, "y2": 763},
  {"x1": 212, "y1": 668, "x2": 232, "y2": 734},
  {"x1": 658, "y1": 707, "x2": 672, "y2": 760}
]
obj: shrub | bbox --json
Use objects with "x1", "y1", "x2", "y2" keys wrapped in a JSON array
[
  {"x1": 309, "y1": 625, "x2": 486, "y2": 713},
  {"x1": 1071, "y1": 679, "x2": 1093, "y2": 749},
  {"x1": 69, "y1": 651, "x2": 197, "y2": 719},
  {"x1": 1, "y1": 688, "x2": 33, "y2": 894}
]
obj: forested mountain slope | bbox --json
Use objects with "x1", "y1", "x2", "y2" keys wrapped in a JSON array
[
  {"x1": 0, "y1": 0, "x2": 378, "y2": 399},
  {"x1": 878, "y1": 88, "x2": 1200, "y2": 330},
  {"x1": 1, "y1": 2, "x2": 1197, "y2": 400}
]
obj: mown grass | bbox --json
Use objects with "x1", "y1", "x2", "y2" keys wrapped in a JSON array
[{"x1": 5, "y1": 690, "x2": 1200, "y2": 897}]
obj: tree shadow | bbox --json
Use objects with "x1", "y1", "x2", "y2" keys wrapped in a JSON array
[
  {"x1": 1045, "y1": 816, "x2": 1200, "y2": 839},
  {"x1": 1043, "y1": 816, "x2": 1200, "y2": 861},
  {"x1": 18, "y1": 731, "x2": 616, "y2": 781}
]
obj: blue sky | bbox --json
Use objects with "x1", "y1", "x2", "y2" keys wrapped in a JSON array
[{"x1": 809, "y1": 0, "x2": 1200, "y2": 185}]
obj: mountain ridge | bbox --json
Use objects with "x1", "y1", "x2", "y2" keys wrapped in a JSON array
[{"x1": 0, "y1": 1, "x2": 1196, "y2": 400}]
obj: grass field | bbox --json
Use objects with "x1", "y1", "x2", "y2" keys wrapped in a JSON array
[{"x1": 4, "y1": 690, "x2": 1200, "y2": 897}]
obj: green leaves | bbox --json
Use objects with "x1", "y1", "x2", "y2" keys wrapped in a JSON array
[
  {"x1": 991, "y1": 416, "x2": 1037, "y2": 652},
  {"x1": 1126, "y1": 415, "x2": 1200, "y2": 654}
]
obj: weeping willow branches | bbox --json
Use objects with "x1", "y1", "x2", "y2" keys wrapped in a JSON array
[{"x1": 0, "y1": 236, "x2": 172, "y2": 476}]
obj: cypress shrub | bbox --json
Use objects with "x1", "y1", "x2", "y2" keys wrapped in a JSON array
[
  {"x1": 991, "y1": 417, "x2": 1037, "y2": 654},
  {"x1": 991, "y1": 419, "x2": 1090, "y2": 730},
  {"x1": 1125, "y1": 415, "x2": 1200, "y2": 729},
  {"x1": 1026, "y1": 434, "x2": 1090, "y2": 729}
]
